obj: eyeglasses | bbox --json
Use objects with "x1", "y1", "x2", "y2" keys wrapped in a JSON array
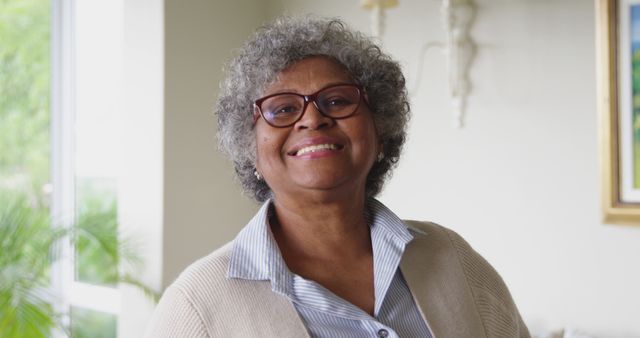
[{"x1": 253, "y1": 83, "x2": 366, "y2": 128}]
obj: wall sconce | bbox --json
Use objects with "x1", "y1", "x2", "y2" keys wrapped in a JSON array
[
  {"x1": 360, "y1": 0, "x2": 398, "y2": 39},
  {"x1": 441, "y1": 0, "x2": 476, "y2": 128},
  {"x1": 362, "y1": 0, "x2": 477, "y2": 128}
]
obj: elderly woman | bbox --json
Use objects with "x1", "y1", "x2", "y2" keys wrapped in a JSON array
[{"x1": 146, "y1": 16, "x2": 529, "y2": 338}]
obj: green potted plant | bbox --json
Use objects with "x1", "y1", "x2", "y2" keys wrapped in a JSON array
[{"x1": 0, "y1": 194, "x2": 157, "y2": 338}]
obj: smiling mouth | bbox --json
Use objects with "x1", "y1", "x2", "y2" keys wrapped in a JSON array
[{"x1": 290, "y1": 143, "x2": 344, "y2": 156}]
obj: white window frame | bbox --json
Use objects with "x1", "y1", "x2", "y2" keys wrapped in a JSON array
[{"x1": 51, "y1": 0, "x2": 121, "y2": 335}]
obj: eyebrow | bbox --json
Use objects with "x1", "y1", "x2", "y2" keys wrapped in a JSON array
[{"x1": 265, "y1": 81, "x2": 356, "y2": 96}]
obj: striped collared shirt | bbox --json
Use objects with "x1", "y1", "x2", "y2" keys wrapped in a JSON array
[{"x1": 227, "y1": 199, "x2": 432, "y2": 338}]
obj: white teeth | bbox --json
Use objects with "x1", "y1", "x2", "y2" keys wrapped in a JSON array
[{"x1": 295, "y1": 143, "x2": 338, "y2": 156}]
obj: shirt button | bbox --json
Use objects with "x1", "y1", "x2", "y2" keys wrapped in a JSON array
[{"x1": 377, "y1": 329, "x2": 389, "y2": 338}]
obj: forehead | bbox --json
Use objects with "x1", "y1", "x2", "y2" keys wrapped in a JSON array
[{"x1": 264, "y1": 56, "x2": 354, "y2": 95}]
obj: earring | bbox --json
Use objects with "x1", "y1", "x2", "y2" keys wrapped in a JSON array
[
  {"x1": 254, "y1": 170, "x2": 262, "y2": 181},
  {"x1": 377, "y1": 152, "x2": 384, "y2": 162}
]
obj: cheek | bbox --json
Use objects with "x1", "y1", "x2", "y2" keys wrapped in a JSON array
[
  {"x1": 254, "y1": 126, "x2": 286, "y2": 167},
  {"x1": 254, "y1": 129, "x2": 268, "y2": 167},
  {"x1": 353, "y1": 120, "x2": 379, "y2": 154}
]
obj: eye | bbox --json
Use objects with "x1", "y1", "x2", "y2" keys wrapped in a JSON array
[
  {"x1": 271, "y1": 105, "x2": 299, "y2": 115},
  {"x1": 262, "y1": 94, "x2": 303, "y2": 118},
  {"x1": 324, "y1": 96, "x2": 354, "y2": 107}
]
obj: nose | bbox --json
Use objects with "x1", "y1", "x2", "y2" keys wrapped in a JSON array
[{"x1": 294, "y1": 101, "x2": 334, "y2": 130}]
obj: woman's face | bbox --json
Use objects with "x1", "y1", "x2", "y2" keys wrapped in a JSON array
[{"x1": 254, "y1": 56, "x2": 380, "y2": 201}]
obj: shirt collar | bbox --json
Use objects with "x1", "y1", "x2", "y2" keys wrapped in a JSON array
[
  {"x1": 366, "y1": 198, "x2": 414, "y2": 243},
  {"x1": 227, "y1": 198, "x2": 414, "y2": 314},
  {"x1": 226, "y1": 200, "x2": 294, "y2": 296},
  {"x1": 366, "y1": 198, "x2": 414, "y2": 315}
]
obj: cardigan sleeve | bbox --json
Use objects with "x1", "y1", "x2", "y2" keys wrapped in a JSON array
[
  {"x1": 443, "y1": 227, "x2": 531, "y2": 338},
  {"x1": 144, "y1": 285, "x2": 210, "y2": 338}
]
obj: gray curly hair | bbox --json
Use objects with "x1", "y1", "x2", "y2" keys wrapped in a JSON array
[{"x1": 216, "y1": 16, "x2": 410, "y2": 202}]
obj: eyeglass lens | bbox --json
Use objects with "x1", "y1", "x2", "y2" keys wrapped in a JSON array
[{"x1": 259, "y1": 85, "x2": 361, "y2": 127}]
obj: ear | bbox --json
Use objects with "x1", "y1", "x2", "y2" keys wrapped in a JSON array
[
  {"x1": 254, "y1": 155, "x2": 261, "y2": 173},
  {"x1": 376, "y1": 141, "x2": 385, "y2": 163},
  {"x1": 253, "y1": 143, "x2": 262, "y2": 177}
]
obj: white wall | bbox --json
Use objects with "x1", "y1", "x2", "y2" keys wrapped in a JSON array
[
  {"x1": 120, "y1": 0, "x2": 164, "y2": 336},
  {"x1": 269, "y1": 0, "x2": 640, "y2": 336}
]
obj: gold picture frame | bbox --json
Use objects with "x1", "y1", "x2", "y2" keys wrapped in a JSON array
[{"x1": 598, "y1": 0, "x2": 640, "y2": 225}]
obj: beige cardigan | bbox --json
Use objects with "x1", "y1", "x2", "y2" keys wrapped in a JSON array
[{"x1": 145, "y1": 221, "x2": 530, "y2": 338}]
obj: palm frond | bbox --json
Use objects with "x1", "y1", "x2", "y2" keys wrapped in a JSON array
[
  {"x1": 0, "y1": 193, "x2": 157, "y2": 336},
  {"x1": 119, "y1": 274, "x2": 160, "y2": 303}
]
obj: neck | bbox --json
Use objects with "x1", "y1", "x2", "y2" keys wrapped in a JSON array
[{"x1": 270, "y1": 190, "x2": 372, "y2": 260}]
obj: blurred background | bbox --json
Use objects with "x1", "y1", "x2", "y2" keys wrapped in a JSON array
[{"x1": 1, "y1": 0, "x2": 639, "y2": 337}]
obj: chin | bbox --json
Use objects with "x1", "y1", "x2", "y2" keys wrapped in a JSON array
[
  {"x1": 297, "y1": 179, "x2": 343, "y2": 191},
  {"x1": 295, "y1": 176, "x2": 361, "y2": 194}
]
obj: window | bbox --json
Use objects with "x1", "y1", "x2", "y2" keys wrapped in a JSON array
[
  {"x1": 1, "y1": 0, "x2": 125, "y2": 336},
  {"x1": 0, "y1": 1, "x2": 50, "y2": 201},
  {"x1": 52, "y1": 0, "x2": 125, "y2": 336},
  {"x1": 1, "y1": 0, "x2": 55, "y2": 336}
]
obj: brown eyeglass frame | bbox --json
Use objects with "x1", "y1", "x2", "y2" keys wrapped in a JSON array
[{"x1": 252, "y1": 83, "x2": 368, "y2": 128}]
